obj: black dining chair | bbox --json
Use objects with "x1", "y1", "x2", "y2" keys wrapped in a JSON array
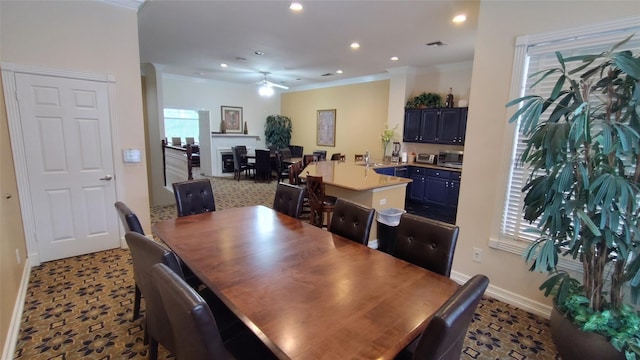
[
  {"x1": 289, "y1": 145, "x2": 304, "y2": 158},
  {"x1": 392, "y1": 213, "x2": 459, "y2": 277},
  {"x1": 125, "y1": 231, "x2": 186, "y2": 360},
  {"x1": 172, "y1": 179, "x2": 216, "y2": 217},
  {"x1": 150, "y1": 263, "x2": 278, "y2": 360},
  {"x1": 273, "y1": 182, "x2": 305, "y2": 219},
  {"x1": 114, "y1": 201, "x2": 146, "y2": 319},
  {"x1": 328, "y1": 198, "x2": 375, "y2": 246},
  {"x1": 395, "y1": 275, "x2": 490, "y2": 360},
  {"x1": 231, "y1": 146, "x2": 252, "y2": 180},
  {"x1": 330, "y1": 153, "x2": 342, "y2": 160},
  {"x1": 313, "y1": 150, "x2": 327, "y2": 161},
  {"x1": 254, "y1": 149, "x2": 272, "y2": 182}
]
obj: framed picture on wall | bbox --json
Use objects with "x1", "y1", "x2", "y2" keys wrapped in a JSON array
[
  {"x1": 221, "y1": 106, "x2": 243, "y2": 133},
  {"x1": 317, "y1": 109, "x2": 336, "y2": 147}
]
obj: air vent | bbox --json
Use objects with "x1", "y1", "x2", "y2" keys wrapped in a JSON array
[
  {"x1": 321, "y1": 73, "x2": 334, "y2": 77},
  {"x1": 426, "y1": 41, "x2": 447, "y2": 47},
  {"x1": 235, "y1": 56, "x2": 247, "y2": 61}
]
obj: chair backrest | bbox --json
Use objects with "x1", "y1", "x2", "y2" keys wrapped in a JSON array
[
  {"x1": 288, "y1": 161, "x2": 304, "y2": 185},
  {"x1": 150, "y1": 263, "x2": 228, "y2": 360},
  {"x1": 289, "y1": 145, "x2": 304, "y2": 158},
  {"x1": 171, "y1": 137, "x2": 182, "y2": 146},
  {"x1": 328, "y1": 198, "x2": 375, "y2": 245},
  {"x1": 273, "y1": 183, "x2": 305, "y2": 219},
  {"x1": 185, "y1": 137, "x2": 195, "y2": 145},
  {"x1": 125, "y1": 232, "x2": 185, "y2": 353},
  {"x1": 303, "y1": 154, "x2": 315, "y2": 167},
  {"x1": 254, "y1": 149, "x2": 272, "y2": 173},
  {"x1": 393, "y1": 213, "x2": 459, "y2": 277},
  {"x1": 330, "y1": 153, "x2": 341, "y2": 160},
  {"x1": 411, "y1": 275, "x2": 489, "y2": 360},
  {"x1": 268, "y1": 145, "x2": 278, "y2": 154},
  {"x1": 172, "y1": 179, "x2": 216, "y2": 217},
  {"x1": 279, "y1": 147, "x2": 292, "y2": 160},
  {"x1": 305, "y1": 175, "x2": 326, "y2": 210},
  {"x1": 313, "y1": 150, "x2": 327, "y2": 161},
  {"x1": 354, "y1": 154, "x2": 364, "y2": 161},
  {"x1": 236, "y1": 145, "x2": 249, "y2": 165},
  {"x1": 114, "y1": 201, "x2": 145, "y2": 234}
]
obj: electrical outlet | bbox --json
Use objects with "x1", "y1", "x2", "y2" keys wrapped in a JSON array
[
  {"x1": 379, "y1": 198, "x2": 387, "y2": 205},
  {"x1": 472, "y1": 248, "x2": 482, "y2": 263},
  {"x1": 16, "y1": 249, "x2": 21, "y2": 265}
]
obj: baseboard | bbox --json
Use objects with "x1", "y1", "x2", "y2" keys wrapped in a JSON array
[
  {"x1": 2, "y1": 260, "x2": 31, "y2": 360},
  {"x1": 450, "y1": 270, "x2": 552, "y2": 319}
]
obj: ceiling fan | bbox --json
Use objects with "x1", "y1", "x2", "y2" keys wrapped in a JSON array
[{"x1": 257, "y1": 72, "x2": 288, "y2": 96}]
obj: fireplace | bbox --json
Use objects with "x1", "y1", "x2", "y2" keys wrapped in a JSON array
[{"x1": 221, "y1": 152, "x2": 234, "y2": 173}]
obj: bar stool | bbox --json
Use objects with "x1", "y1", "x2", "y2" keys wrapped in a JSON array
[{"x1": 306, "y1": 175, "x2": 337, "y2": 228}]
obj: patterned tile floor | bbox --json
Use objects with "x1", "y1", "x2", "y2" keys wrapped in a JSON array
[{"x1": 14, "y1": 176, "x2": 560, "y2": 359}]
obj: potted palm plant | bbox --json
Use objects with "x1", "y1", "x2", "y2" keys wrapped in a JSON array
[
  {"x1": 506, "y1": 36, "x2": 639, "y2": 358},
  {"x1": 264, "y1": 114, "x2": 292, "y2": 149}
]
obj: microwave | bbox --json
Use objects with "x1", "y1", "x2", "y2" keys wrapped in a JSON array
[
  {"x1": 415, "y1": 153, "x2": 437, "y2": 164},
  {"x1": 438, "y1": 150, "x2": 464, "y2": 166}
]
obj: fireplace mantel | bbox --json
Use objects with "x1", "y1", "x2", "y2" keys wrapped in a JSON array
[{"x1": 211, "y1": 134, "x2": 261, "y2": 140}]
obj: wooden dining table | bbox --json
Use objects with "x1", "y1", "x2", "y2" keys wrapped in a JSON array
[{"x1": 152, "y1": 205, "x2": 459, "y2": 360}]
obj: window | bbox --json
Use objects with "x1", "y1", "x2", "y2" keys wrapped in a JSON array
[
  {"x1": 492, "y1": 18, "x2": 640, "y2": 256},
  {"x1": 164, "y1": 108, "x2": 199, "y2": 144}
]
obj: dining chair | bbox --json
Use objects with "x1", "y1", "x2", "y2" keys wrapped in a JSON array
[
  {"x1": 172, "y1": 179, "x2": 216, "y2": 217},
  {"x1": 171, "y1": 137, "x2": 182, "y2": 146},
  {"x1": 185, "y1": 137, "x2": 195, "y2": 145},
  {"x1": 150, "y1": 263, "x2": 278, "y2": 360},
  {"x1": 254, "y1": 149, "x2": 272, "y2": 182},
  {"x1": 231, "y1": 146, "x2": 250, "y2": 181},
  {"x1": 354, "y1": 154, "x2": 364, "y2": 161},
  {"x1": 289, "y1": 145, "x2": 304, "y2": 158},
  {"x1": 330, "y1": 153, "x2": 342, "y2": 160},
  {"x1": 279, "y1": 147, "x2": 292, "y2": 160},
  {"x1": 392, "y1": 213, "x2": 459, "y2": 277},
  {"x1": 328, "y1": 198, "x2": 375, "y2": 246},
  {"x1": 114, "y1": 201, "x2": 145, "y2": 319},
  {"x1": 273, "y1": 182, "x2": 305, "y2": 219},
  {"x1": 396, "y1": 275, "x2": 489, "y2": 360},
  {"x1": 303, "y1": 154, "x2": 315, "y2": 167},
  {"x1": 125, "y1": 231, "x2": 185, "y2": 360},
  {"x1": 275, "y1": 152, "x2": 291, "y2": 182},
  {"x1": 306, "y1": 175, "x2": 337, "y2": 228},
  {"x1": 313, "y1": 150, "x2": 327, "y2": 161}
]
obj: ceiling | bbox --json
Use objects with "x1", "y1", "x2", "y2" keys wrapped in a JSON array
[{"x1": 137, "y1": 1, "x2": 480, "y2": 90}]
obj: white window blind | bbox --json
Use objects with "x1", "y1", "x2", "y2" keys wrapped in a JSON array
[{"x1": 500, "y1": 25, "x2": 640, "y2": 244}]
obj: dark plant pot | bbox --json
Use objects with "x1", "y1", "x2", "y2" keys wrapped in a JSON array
[{"x1": 550, "y1": 306, "x2": 624, "y2": 360}]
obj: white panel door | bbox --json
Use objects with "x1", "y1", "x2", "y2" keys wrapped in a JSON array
[{"x1": 15, "y1": 73, "x2": 119, "y2": 262}]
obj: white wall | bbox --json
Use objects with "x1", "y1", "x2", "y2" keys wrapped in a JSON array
[
  {"x1": 0, "y1": 1, "x2": 149, "y2": 232},
  {"x1": 455, "y1": 2, "x2": 639, "y2": 316},
  {"x1": 161, "y1": 74, "x2": 281, "y2": 145}
]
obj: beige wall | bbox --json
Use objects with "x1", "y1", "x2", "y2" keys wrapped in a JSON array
[
  {"x1": 0, "y1": 0, "x2": 149, "y2": 352},
  {"x1": 282, "y1": 81, "x2": 390, "y2": 160},
  {"x1": 456, "y1": 2, "x2": 639, "y2": 310},
  {"x1": 0, "y1": 73, "x2": 27, "y2": 357}
]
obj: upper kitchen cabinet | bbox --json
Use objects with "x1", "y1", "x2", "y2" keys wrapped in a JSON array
[{"x1": 403, "y1": 107, "x2": 468, "y2": 145}]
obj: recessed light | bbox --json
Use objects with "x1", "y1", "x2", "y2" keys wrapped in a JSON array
[
  {"x1": 254, "y1": 51, "x2": 264, "y2": 56},
  {"x1": 289, "y1": 2, "x2": 302, "y2": 11},
  {"x1": 220, "y1": 63, "x2": 228, "y2": 68},
  {"x1": 336, "y1": 70, "x2": 343, "y2": 74},
  {"x1": 350, "y1": 42, "x2": 360, "y2": 49},
  {"x1": 452, "y1": 14, "x2": 466, "y2": 23},
  {"x1": 390, "y1": 56, "x2": 399, "y2": 61}
]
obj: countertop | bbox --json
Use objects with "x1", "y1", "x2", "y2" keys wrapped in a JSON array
[
  {"x1": 355, "y1": 159, "x2": 463, "y2": 173},
  {"x1": 301, "y1": 160, "x2": 412, "y2": 191}
]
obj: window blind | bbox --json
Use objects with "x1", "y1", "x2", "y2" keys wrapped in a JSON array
[{"x1": 500, "y1": 27, "x2": 640, "y2": 243}]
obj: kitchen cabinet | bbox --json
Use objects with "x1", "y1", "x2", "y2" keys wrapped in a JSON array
[
  {"x1": 374, "y1": 167, "x2": 395, "y2": 176},
  {"x1": 403, "y1": 107, "x2": 467, "y2": 145},
  {"x1": 406, "y1": 166, "x2": 461, "y2": 224}
]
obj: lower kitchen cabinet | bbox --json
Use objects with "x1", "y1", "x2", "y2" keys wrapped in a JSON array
[{"x1": 406, "y1": 166, "x2": 461, "y2": 224}]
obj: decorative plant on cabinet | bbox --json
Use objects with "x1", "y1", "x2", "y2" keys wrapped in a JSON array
[{"x1": 506, "y1": 36, "x2": 639, "y2": 358}]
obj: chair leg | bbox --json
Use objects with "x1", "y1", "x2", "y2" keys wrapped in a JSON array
[
  {"x1": 133, "y1": 284, "x2": 141, "y2": 320},
  {"x1": 148, "y1": 337, "x2": 158, "y2": 360}
]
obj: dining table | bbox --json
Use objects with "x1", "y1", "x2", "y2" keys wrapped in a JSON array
[{"x1": 152, "y1": 205, "x2": 459, "y2": 360}]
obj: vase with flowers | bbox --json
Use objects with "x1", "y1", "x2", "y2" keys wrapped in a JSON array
[{"x1": 380, "y1": 125, "x2": 398, "y2": 160}]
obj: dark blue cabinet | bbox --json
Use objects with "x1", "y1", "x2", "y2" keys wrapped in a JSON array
[
  {"x1": 374, "y1": 167, "x2": 395, "y2": 176},
  {"x1": 404, "y1": 107, "x2": 467, "y2": 145},
  {"x1": 406, "y1": 166, "x2": 461, "y2": 223}
]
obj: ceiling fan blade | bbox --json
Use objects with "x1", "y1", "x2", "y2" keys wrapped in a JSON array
[{"x1": 267, "y1": 81, "x2": 289, "y2": 90}]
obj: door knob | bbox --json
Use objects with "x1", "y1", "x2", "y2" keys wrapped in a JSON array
[{"x1": 100, "y1": 175, "x2": 113, "y2": 181}]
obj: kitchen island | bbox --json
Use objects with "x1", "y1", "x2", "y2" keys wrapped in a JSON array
[{"x1": 302, "y1": 159, "x2": 412, "y2": 243}]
